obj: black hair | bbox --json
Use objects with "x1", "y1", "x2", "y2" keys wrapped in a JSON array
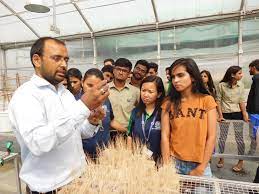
[
  {"x1": 165, "y1": 67, "x2": 170, "y2": 72},
  {"x1": 67, "y1": 68, "x2": 82, "y2": 80},
  {"x1": 168, "y1": 58, "x2": 209, "y2": 113},
  {"x1": 249, "y1": 59, "x2": 259, "y2": 71},
  {"x1": 83, "y1": 68, "x2": 104, "y2": 81},
  {"x1": 136, "y1": 76, "x2": 165, "y2": 117},
  {"x1": 114, "y1": 58, "x2": 132, "y2": 71},
  {"x1": 135, "y1": 60, "x2": 149, "y2": 73},
  {"x1": 30, "y1": 37, "x2": 65, "y2": 68},
  {"x1": 101, "y1": 65, "x2": 114, "y2": 74},
  {"x1": 220, "y1": 66, "x2": 242, "y2": 86},
  {"x1": 200, "y1": 70, "x2": 216, "y2": 98},
  {"x1": 148, "y1": 62, "x2": 158, "y2": 72},
  {"x1": 104, "y1": 58, "x2": 114, "y2": 65}
]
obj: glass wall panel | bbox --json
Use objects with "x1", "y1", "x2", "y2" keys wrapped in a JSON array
[
  {"x1": 66, "y1": 38, "x2": 95, "y2": 74},
  {"x1": 160, "y1": 21, "x2": 238, "y2": 59},
  {"x1": 96, "y1": 31, "x2": 158, "y2": 68},
  {"x1": 4, "y1": 47, "x2": 33, "y2": 94},
  {"x1": 242, "y1": 17, "x2": 259, "y2": 53},
  {"x1": 241, "y1": 17, "x2": 259, "y2": 88}
]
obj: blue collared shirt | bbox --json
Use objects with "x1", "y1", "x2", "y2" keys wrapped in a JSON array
[{"x1": 82, "y1": 99, "x2": 114, "y2": 156}]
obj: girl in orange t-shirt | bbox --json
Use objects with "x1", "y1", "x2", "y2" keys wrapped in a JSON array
[{"x1": 161, "y1": 58, "x2": 217, "y2": 177}]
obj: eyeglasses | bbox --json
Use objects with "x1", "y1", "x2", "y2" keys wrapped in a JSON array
[
  {"x1": 114, "y1": 67, "x2": 130, "y2": 74},
  {"x1": 42, "y1": 54, "x2": 70, "y2": 64}
]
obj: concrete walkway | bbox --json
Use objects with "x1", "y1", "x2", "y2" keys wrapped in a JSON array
[{"x1": 0, "y1": 162, "x2": 26, "y2": 194}]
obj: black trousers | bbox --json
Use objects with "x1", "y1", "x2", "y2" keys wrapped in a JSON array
[
  {"x1": 26, "y1": 185, "x2": 57, "y2": 194},
  {"x1": 254, "y1": 166, "x2": 259, "y2": 183},
  {"x1": 31, "y1": 192, "x2": 56, "y2": 194},
  {"x1": 222, "y1": 112, "x2": 243, "y2": 120}
]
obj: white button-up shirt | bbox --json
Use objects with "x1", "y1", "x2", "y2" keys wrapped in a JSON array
[{"x1": 8, "y1": 75, "x2": 96, "y2": 192}]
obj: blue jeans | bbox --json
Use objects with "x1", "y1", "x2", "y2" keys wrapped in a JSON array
[{"x1": 174, "y1": 159, "x2": 212, "y2": 177}]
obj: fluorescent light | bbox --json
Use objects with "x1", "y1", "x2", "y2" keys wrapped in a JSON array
[{"x1": 24, "y1": 0, "x2": 50, "y2": 13}]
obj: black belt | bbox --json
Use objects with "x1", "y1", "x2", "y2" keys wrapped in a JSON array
[
  {"x1": 30, "y1": 190, "x2": 57, "y2": 194},
  {"x1": 26, "y1": 185, "x2": 59, "y2": 194}
]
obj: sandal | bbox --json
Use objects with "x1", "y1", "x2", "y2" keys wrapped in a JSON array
[
  {"x1": 217, "y1": 162, "x2": 224, "y2": 168},
  {"x1": 217, "y1": 159, "x2": 224, "y2": 168},
  {"x1": 232, "y1": 165, "x2": 243, "y2": 172},
  {"x1": 233, "y1": 160, "x2": 244, "y2": 172}
]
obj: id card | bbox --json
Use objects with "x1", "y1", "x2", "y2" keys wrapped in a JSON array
[{"x1": 142, "y1": 145, "x2": 153, "y2": 159}]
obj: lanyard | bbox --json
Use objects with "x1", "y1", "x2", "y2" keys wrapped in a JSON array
[{"x1": 141, "y1": 111, "x2": 158, "y2": 143}]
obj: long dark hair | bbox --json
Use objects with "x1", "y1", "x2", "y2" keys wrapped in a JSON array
[
  {"x1": 168, "y1": 58, "x2": 209, "y2": 113},
  {"x1": 136, "y1": 76, "x2": 165, "y2": 117},
  {"x1": 200, "y1": 70, "x2": 216, "y2": 98},
  {"x1": 220, "y1": 66, "x2": 242, "y2": 87}
]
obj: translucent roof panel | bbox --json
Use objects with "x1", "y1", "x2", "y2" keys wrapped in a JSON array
[
  {"x1": 0, "y1": 16, "x2": 37, "y2": 44},
  {"x1": 155, "y1": 0, "x2": 242, "y2": 22},
  {"x1": 76, "y1": 0, "x2": 155, "y2": 31},
  {"x1": 0, "y1": 3, "x2": 12, "y2": 17},
  {"x1": 20, "y1": 4, "x2": 90, "y2": 37},
  {"x1": 4, "y1": 0, "x2": 37, "y2": 13},
  {"x1": 1, "y1": 0, "x2": 259, "y2": 44}
]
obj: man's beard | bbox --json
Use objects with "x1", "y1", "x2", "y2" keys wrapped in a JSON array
[
  {"x1": 45, "y1": 74, "x2": 60, "y2": 85},
  {"x1": 133, "y1": 73, "x2": 142, "y2": 81},
  {"x1": 42, "y1": 69, "x2": 63, "y2": 86}
]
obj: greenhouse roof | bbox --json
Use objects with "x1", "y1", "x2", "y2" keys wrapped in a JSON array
[{"x1": 0, "y1": 0, "x2": 259, "y2": 46}]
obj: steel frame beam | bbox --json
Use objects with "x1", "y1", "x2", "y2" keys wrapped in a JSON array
[
  {"x1": 150, "y1": 0, "x2": 159, "y2": 23},
  {"x1": 72, "y1": 1, "x2": 94, "y2": 33},
  {"x1": 238, "y1": 0, "x2": 246, "y2": 66},
  {"x1": 0, "y1": 0, "x2": 40, "y2": 38}
]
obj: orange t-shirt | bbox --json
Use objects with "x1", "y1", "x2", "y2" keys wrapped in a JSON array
[{"x1": 161, "y1": 94, "x2": 217, "y2": 163}]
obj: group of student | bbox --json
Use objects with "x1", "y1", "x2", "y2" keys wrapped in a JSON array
[
  {"x1": 63, "y1": 58, "x2": 212, "y2": 177},
  {"x1": 8, "y1": 37, "x2": 259, "y2": 193},
  {"x1": 64, "y1": 57, "x2": 259, "y2": 178}
]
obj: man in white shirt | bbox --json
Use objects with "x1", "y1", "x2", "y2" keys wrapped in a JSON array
[{"x1": 8, "y1": 37, "x2": 109, "y2": 193}]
